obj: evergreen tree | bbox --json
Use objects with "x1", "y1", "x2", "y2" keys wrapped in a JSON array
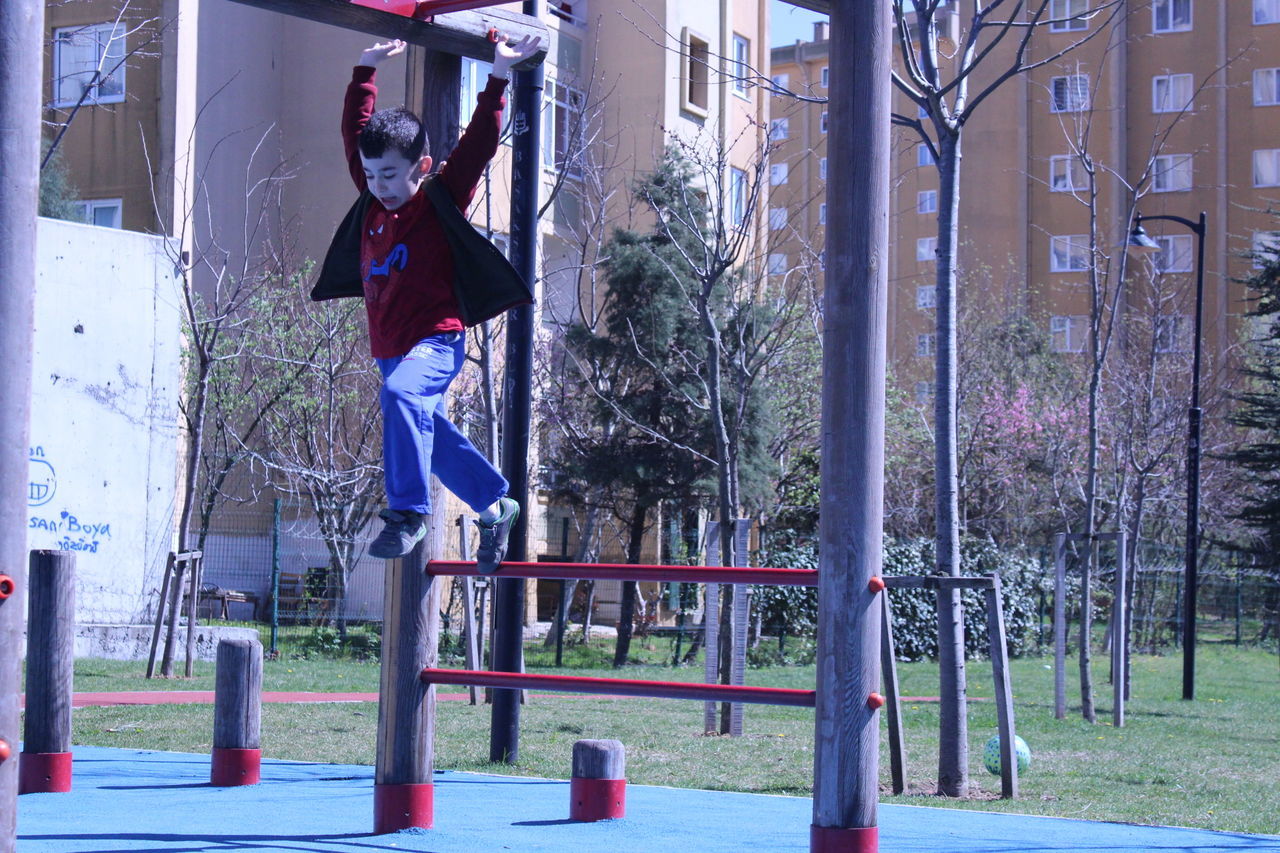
[{"x1": 39, "y1": 139, "x2": 85, "y2": 222}]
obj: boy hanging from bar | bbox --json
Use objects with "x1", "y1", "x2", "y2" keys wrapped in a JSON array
[{"x1": 311, "y1": 35, "x2": 541, "y2": 569}]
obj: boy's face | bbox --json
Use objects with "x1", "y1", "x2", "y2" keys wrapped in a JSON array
[{"x1": 361, "y1": 150, "x2": 432, "y2": 211}]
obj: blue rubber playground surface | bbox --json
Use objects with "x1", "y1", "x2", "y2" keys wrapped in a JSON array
[{"x1": 16, "y1": 746, "x2": 1280, "y2": 852}]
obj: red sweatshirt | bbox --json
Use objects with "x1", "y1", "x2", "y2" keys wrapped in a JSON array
[{"x1": 342, "y1": 66, "x2": 508, "y2": 358}]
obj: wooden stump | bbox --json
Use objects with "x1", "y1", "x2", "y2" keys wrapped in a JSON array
[
  {"x1": 570, "y1": 739, "x2": 625, "y2": 821},
  {"x1": 20, "y1": 551, "x2": 74, "y2": 795},
  {"x1": 211, "y1": 637, "x2": 263, "y2": 786}
]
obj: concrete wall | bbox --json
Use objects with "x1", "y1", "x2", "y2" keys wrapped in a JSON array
[{"x1": 29, "y1": 217, "x2": 181, "y2": 625}]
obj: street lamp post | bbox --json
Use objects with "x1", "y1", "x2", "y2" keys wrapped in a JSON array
[{"x1": 1129, "y1": 211, "x2": 1208, "y2": 701}]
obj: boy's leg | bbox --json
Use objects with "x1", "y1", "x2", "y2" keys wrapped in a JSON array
[{"x1": 370, "y1": 335, "x2": 462, "y2": 559}]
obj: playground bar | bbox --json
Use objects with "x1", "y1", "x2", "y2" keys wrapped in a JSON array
[
  {"x1": 421, "y1": 668, "x2": 817, "y2": 707},
  {"x1": 428, "y1": 560, "x2": 819, "y2": 587}
]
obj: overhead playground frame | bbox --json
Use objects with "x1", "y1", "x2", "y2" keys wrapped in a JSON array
[{"x1": 0, "y1": 0, "x2": 900, "y2": 851}]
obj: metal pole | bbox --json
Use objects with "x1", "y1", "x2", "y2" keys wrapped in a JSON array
[
  {"x1": 811, "y1": 0, "x2": 889, "y2": 848},
  {"x1": 1182, "y1": 211, "x2": 1207, "y2": 701},
  {"x1": 270, "y1": 498, "x2": 281, "y2": 656},
  {"x1": 0, "y1": 1, "x2": 44, "y2": 846},
  {"x1": 490, "y1": 0, "x2": 543, "y2": 764}
]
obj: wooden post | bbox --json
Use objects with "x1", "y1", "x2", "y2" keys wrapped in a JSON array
[
  {"x1": 702, "y1": 522, "x2": 721, "y2": 734},
  {"x1": 160, "y1": 554, "x2": 187, "y2": 677},
  {"x1": 811, "y1": 0, "x2": 890, "y2": 848},
  {"x1": 879, "y1": 592, "x2": 906, "y2": 795},
  {"x1": 145, "y1": 552, "x2": 175, "y2": 678},
  {"x1": 184, "y1": 553, "x2": 203, "y2": 677},
  {"x1": 729, "y1": 519, "x2": 751, "y2": 736},
  {"x1": 1112, "y1": 532, "x2": 1127, "y2": 728},
  {"x1": 211, "y1": 637, "x2": 263, "y2": 786},
  {"x1": 0, "y1": 7, "x2": 42, "y2": 846},
  {"x1": 458, "y1": 516, "x2": 481, "y2": 705},
  {"x1": 374, "y1": 532, "x2": 440, "y2": 833},
  {"x1": 569, "y1": 739, "x2": 625, "y2": 821},
  {"x1": 985, "y1": 575, "x2": 1018, "y2": 799},
  {"x1": 20, "y1": 551, "x2": 75, "y2": 794},
  {"x1": 1054, "y1": 534, "x2": 1067, "y2": 719}
]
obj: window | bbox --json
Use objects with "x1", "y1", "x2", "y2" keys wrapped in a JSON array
[
  {"x1": 1153, "y1": 73, "x2": 1194, "y2": 113},
  {"x1": 463, "y1": 58, "x2": 513, "y2": 133},
  {"x1": 548, "y1": 1, "x2": 587, "y2": 27},
  {"x1": 1255, "y1": 68, "x2": 1280, "y2": 106},
  {"x1": 820, "y1": 65, "x2": 829, "y2": 88},
  {"x1": 53, "y1": 23, "x2": 126, "y2": 108},
  {"x1": 820, "y1": 111, "x2": 829, "y2": 133},
  {"x1": 914, "y1": 382, "x2": 934, "y2": 405},
  {"x1": 916, "y1": 333, "x2": 936, "y2": 357},
  {"x1": 917, "y1": 190, "x2": 937, "y2": 214},
  {"x1": 916, "y1": 284, "x2": 936, "y2": 309},
  {"x1": 1154, "y1": 234, "x2": 1193, "y2": 273},
  {"x1": 681, "y1": 28, "x2": 710, "y2": 116},
  {"x1": 1050, "y1": 315, "x2": 1088, "y2": 353},
  {"x1": 729, "y1": 167, "x2": 748, "y2": 229},
  {"x1": 1255, "y1": 149, "x2": 1280, "y2": 187},
  {"x1": 916, "y1": 236, "x2": 938, "y2": 261},
  {"x1": 1152, "y1": 154, "x2": 1193, "y2": 192},
  {"x1": 770, "y1": 162, "x2": 789, "y2": 186},
  {"x1": 732, "y1": 34, "x2": 751, "y2": 97},
  {"x1": 1050, "y1": 74, "x2": 1090, "y2": 112},
  {"x1": 917, "y1": 144, "x2": 935, "y2": 167},
  {"x1": 769, "y1": 117, "x2": 789, "y2": 141},
  {"x1": 819, "y1": 203, "x2": 827, "y2": 225},
  {"x1": 771, "y1": 72, "x2": 790, "y2": 89},
  {"x1": 1050, "y1": 0, "x2": 1089, "y2": 32},
  {"x1": 820, "y1": 157, "x2": 827, "y2": 180},
  {"x1": 1050, "y1": 154, "x2": 1087, "y2": 192},
  {"x1": 1252, "y1": 231, "x2": 1280, "y2": 269},
  {"x1": 768, "y1": 253, "x2": 789, "y2": 275},
  {"x1": 769, "y1": 207, "x2": 788, "y2": 230},
  {"x1": 542, "y1": 78, "x2": 584, "y2": 177},
  {"x1": 1257, "y1": 0, "x2": 1280, "y2": 24},
  {"x1": 80, "y1": 198, "x2": 121, "y2": 228},
  {"x1": 1154, "y1": 314, "x2": 1190, "y2": 353},
  {"x1": 1152, "y1": 0, "x2": 1192, "y2": 32},
  {"x1": 1050, "y1": 235, "x2": 1090, "y2": 271}
]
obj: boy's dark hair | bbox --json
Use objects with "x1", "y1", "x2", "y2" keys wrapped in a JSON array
[{"x1": 358, "y1": 106, "x2": 428, "y2": 162}]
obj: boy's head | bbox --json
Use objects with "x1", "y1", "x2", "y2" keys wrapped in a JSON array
[{"x1": 358, "y1": 107, "x2": 431, "y2": 211}]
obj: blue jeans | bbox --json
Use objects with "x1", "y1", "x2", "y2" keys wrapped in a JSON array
[{"x1": 376, "y1": 333, "x2": 508, "y2": 515}]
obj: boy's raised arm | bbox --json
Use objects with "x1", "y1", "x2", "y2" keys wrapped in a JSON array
[{"x1": 342, "y1": 40, "x2": 407, "y2": 191}]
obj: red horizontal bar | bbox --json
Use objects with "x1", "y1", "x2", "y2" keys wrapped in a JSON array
[
  {"x1": 420, "y1": 668, "x2": 817, "y2": 707},
  {"x1": 427, "y1": 560, "x2": 818, "y2": 587}
]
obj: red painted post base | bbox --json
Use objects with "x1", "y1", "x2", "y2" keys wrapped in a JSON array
[
  {"x1": 18, "y1": 751, "x2": 72, "y2": 793},
  {"x1": 811, "y1": 824, "x2": 878, "y2": 852},
  {"x1": 569, "y1": 776, "x2": 626, "y2": 821},
  {"x1": 374, "y1": 783, "x2": 434, "y2": 833},
  {"x1": 211, "y1": 747, "x2": 262, "y2": 786}
]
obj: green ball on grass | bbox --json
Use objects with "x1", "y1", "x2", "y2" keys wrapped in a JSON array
[{"x1": 983, "y1": 734, "x2": 1031, "y2": 775}]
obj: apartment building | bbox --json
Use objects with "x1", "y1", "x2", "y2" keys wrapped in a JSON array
[
  {"x1": 44, "y1": 0, "x2": 772, "y2": 625},
  {"x1": 771, "y1": 2, "x2": 1280, "y2": 401}
]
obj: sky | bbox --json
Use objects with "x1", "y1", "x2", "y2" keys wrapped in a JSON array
[{"x1": 769, "y1": 0, "x2": 829, "y2": 47}]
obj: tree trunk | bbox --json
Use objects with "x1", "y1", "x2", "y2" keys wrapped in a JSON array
[
  {"x1": 933, "y1": 130, "x2": 968, "y2": 797},
  {"x1": 580, "y1": 580, "x2": 596, "y2": 645},
  {"x1": 612, "y1": 503, "x2": 648, "y2": 668}
]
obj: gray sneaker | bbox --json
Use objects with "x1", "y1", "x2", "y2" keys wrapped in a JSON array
[
  {"x1": 369, "y1": 508, "x2": 427, "y2": 559},
  {"x1": 474, "y1": 497, "x2": 519, "y2": 574}
]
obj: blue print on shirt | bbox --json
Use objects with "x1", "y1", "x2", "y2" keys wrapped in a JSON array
[{"x1": 368, "y1": 243, "x2": 409, "y2": 281}]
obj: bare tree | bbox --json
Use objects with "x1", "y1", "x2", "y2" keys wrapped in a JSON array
[{"x1": 888, "y1": 0, "x2": 1122, "y2": 794}]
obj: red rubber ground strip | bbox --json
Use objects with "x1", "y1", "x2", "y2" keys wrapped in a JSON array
[
  {"x1": 210, "y1": 747, "x2": 262, "y2": 786},
  {"x1": 569, "y1": 777, "x2": 626, "y2": 821},
  {"x1": 18, "y1": 751, "x2": 72, "y2": 794},
  {"x1": 810, "y1": 824, "x2": 878, "y2": 852},
  {"x1": 374, "y1": 782, "x2": 434, "y2": 833},
  {"x1": 421, "y1": 668, "x2": 816, "y2": 707},
  {"x1": 429, "y1": 560, "x2": 818, "y2": 587}
]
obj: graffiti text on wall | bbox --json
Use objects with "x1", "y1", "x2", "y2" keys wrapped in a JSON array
[
  {"x1": 29, "y1": 446, "x2": 56, "y2": 507},
  {"x1": 29, "y1": 510, "x2": 113, "y2": 553}
]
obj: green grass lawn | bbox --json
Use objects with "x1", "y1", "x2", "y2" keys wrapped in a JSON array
[{"x1": 44, "y1": 643, "x2": 1280, "y2": 835}]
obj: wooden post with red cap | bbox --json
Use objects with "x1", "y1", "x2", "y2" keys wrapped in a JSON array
[
  {"x1": 212, "y1": 637, "x2": 263, "y2": 786},
  {"x1": 20, "y1": 551, "x2": 75, "y2": 795},
  {"x1": 811, "y1": 0, "x2": 890, "y2": 849},
  {"x1": 570, "y1": 739, "x2": 625, "y2": 821}
]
